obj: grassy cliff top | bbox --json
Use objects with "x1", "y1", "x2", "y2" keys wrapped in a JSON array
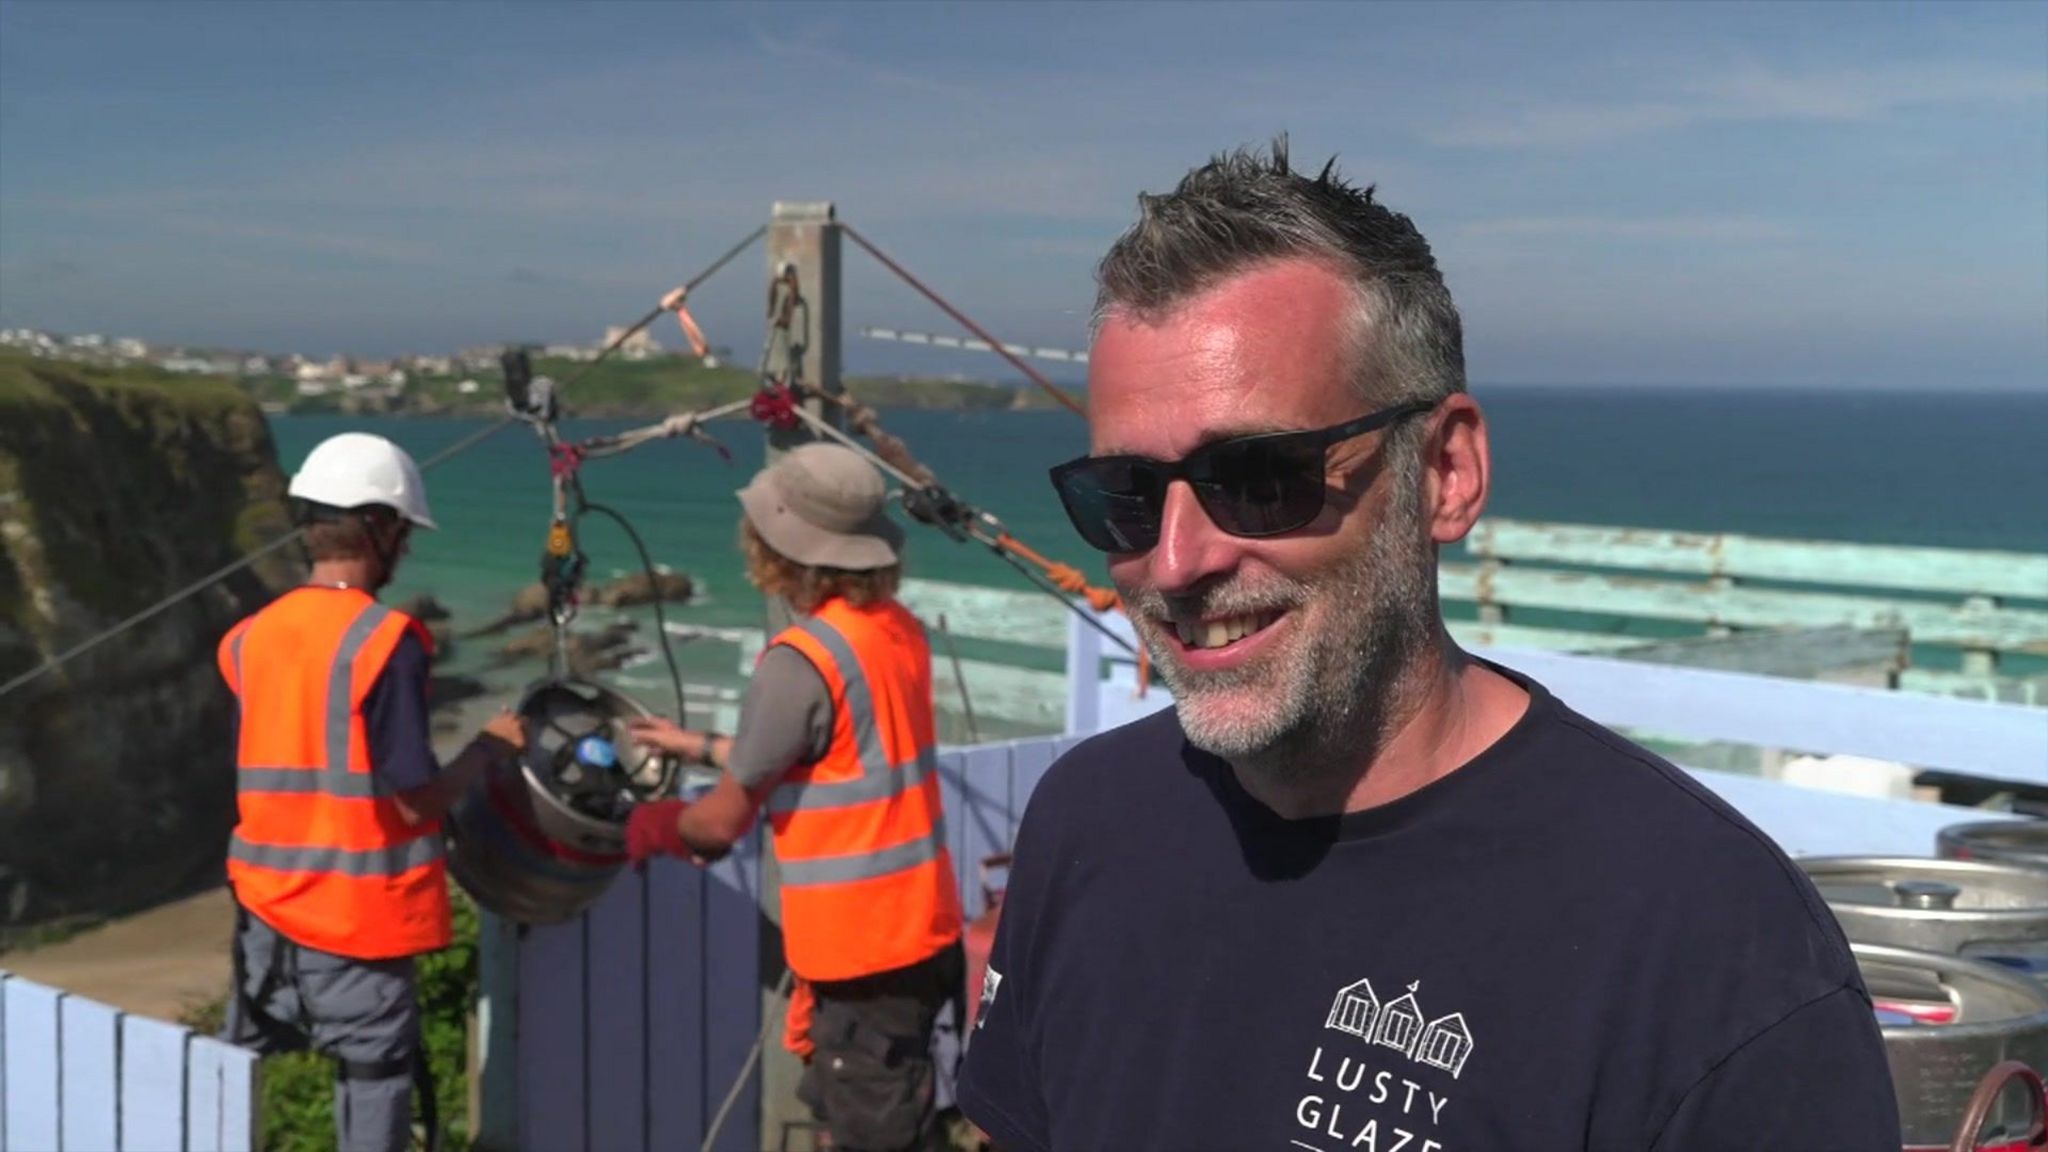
[{"x1": 0, "y1": 347, "x2": 252, "y2": 415}]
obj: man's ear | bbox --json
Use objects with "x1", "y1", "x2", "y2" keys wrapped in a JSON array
[{"x1": 1423, "y1": 394, "x2": 1490, "y2": 545}]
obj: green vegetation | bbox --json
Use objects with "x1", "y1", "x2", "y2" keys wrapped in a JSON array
[
  {"x1": 0, "y1": 346, "x2": 249, "y2": 410},
  {"x1": 0, "y1": 347, "x2": 296, "y2": 626},
  {"x1": 180, "y1": 889, "x2": 480, "y2": 1152},
  {"x1": 0, "y1": 351, "x2": 293, "y2": 616}
]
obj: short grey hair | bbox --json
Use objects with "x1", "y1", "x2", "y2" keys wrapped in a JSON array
[{"x1": 1092, "y1": 135, "x2": 1466, "y2": 412}]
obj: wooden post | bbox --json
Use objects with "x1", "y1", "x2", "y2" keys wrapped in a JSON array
[
  {"x1": 1705, "y1": 575, "x2": 1738, "y2": 639},
  {"x1": 757, "y1": 199, "x2": 842, "y2": 1148},
  {"x1": 763, "y1": 201, "x2": 844, "y2": 478},
  {"x1": 469, "y1": 910, "x2": 521, "y2": 1151},
  {"x1": 1962, "y1": 595, "x2": 2001, "y2": 677}
]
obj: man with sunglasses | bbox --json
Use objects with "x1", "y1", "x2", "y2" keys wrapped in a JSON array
[{"x1": 956, "y1": 140, "x2": 1896, "y2": 1150}]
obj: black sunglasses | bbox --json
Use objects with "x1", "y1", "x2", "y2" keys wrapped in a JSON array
[{"x1": 1048, "y1": 400, "x2": 1436, "y2": 553}]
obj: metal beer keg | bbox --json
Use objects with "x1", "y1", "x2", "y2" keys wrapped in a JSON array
[
  {"x1": 446, "y1": 677, "x2": 695, "y2": 924},
  {"x1": 1857, "y1": 942, "x2": 2048, "y2": 1148}
]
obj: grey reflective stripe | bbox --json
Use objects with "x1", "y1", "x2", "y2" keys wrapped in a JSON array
[
  {"x1": 779, "y1": 818, "x2": 948, "y2": 887},
  {"x1": 230, "y1": 832, "x2": 443, "y2": 877},
  {"x1": 768, "y1": 616, "x2": 932, "y2": 815},
  {"x1": 326, "y1": 603, "x2": 394, "y2": 787},
  {"x1": 237, "y1": 766, "x2": 383, "y2": 799},
  {"x1": 229, "y1": 630, "x2": 245, "y2": 691},
  {"x1": 769, "y1": 747, "x2": 935, "y2": 814},
  {"x1": 800, "y1": 616, "x2": 888, "y2": 773}
]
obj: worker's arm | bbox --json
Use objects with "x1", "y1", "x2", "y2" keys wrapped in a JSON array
[
  {"x1": 621, "y1": 722, "x2": 760, "y2": 861},
  {"x1": 391, "y1": 715, "x2": 522, "y2": 827},
  {"x1": 625, "y1": 645, "x2": 833, "y2": 864},
  {"x1": 365, "y1": 630, "x2": 525, "y2": 827}
]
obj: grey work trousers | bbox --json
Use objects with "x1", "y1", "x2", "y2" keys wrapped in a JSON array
[{"x1": 222, "y1": 905, "x2": 423, "y2": 1152}]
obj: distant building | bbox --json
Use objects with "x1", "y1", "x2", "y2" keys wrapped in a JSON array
[{"x1": 602, "y1": 326, "x2": 661, "y2": 361}]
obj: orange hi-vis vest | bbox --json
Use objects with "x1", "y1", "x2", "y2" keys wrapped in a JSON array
[
  {"x1": 766, "y1": 597, "x2": 964, "y2": 983},
  {"x1": 218, "y1": 587, "x2": 451, "y2": 960}
]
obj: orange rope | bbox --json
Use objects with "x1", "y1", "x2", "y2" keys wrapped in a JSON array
[
  {"x1": 994, "y1": 533, "x2": 1152, "y2": 694},
  {"x1": 995, "y1": 532, "x2": 1117, "y2": 613}
]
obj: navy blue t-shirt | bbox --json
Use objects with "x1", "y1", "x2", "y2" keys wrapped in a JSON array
[
  {"x1": 956, "y1": 663, "x2": 1899, "y2": 1152},
  {"x1": 361, "y1": 630, "x2": 437, "y2": 793}
]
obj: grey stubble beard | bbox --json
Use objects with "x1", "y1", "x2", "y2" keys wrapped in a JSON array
[{"x1": 1127, "y1": 478, "x2": 1438, "y2": 796}]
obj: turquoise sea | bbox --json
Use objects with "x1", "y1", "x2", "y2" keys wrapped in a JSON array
[{"x1": 269, "y1": 387, "x2": 2048, "y2": 704}]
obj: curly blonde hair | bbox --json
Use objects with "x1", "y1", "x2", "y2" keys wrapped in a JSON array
[{"x1": 739, "y1": 516, "x2": 901, "y2": 614}]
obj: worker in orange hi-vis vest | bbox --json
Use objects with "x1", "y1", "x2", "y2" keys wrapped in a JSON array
[
  {"x1": 216, "y1": 431, "x2": 525, "y2": 1152},
  {"x1": 626, "y1": 442, "x2": 966, "y2": 1152}
]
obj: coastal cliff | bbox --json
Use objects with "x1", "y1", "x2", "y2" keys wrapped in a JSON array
[{"x1": 0, "y1": 352, "x2": 302, "y2": 941}]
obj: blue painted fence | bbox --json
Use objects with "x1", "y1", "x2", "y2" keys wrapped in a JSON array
[
  {"x1": 507, "y1": 834, "x2": 772, "y2": 1152},
  {"x1": 0, "y1": 971, "x2": 257, "y2": 1152}
]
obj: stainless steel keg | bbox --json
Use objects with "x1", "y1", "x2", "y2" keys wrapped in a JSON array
[
  {"x1": 446, "y1": 677, "x2": 698, "y2": 924},
  {"x1": 1859, "y1": 942, "x2": 2048, "y2": 1148}
]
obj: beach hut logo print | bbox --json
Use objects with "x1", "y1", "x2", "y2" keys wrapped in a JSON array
[{"x1": 1324, "y1": 977, "x2": 1475, "y2": 1080}]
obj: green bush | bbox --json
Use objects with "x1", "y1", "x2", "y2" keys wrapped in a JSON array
[{"x1": 183, "y1": 887, "x2": 480, "y2": 1152}]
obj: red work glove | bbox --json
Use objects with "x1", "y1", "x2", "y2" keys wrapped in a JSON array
[{"x1": 625, "y1": 799, "x2": 691, "y2": 863}]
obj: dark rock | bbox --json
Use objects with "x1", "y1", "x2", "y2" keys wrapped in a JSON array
[
  {"x1": 466, "y1": 568, "x2": 692, "y2": 638},
  {"x1": 491, "y1": 621, "x2": 645, "y2": 678},
  {"x1": 464, "y1": 581, "x2": 552, "y2": 638},
  {"x1": 594, "y1": 569, "x2": 694, "y2": 608},
  {"x1": 396, "y1": 593, "x2": 451, "y2": 623}
]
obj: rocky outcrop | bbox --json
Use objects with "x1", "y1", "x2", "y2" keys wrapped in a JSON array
[
  {"x1": 465, "y1": 569, "x2": 694, "y2": 637},
  {"x1": 0, "y1": 355, "x2": 302, "y2": 940},
  {"x1": 489, "y1": 620, "x2": 646, "y2": 678},
  {"x1": 594, "y1": 569, "x2": 693, "y2": 608}
]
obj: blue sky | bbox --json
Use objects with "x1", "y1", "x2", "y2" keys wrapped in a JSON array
[{"x1": 1, "y1": 1, "x2": 2042, "y2": 390}]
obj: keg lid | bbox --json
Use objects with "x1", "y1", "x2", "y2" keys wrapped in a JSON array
[
  {"x1": 516, "y1": 677, "x2": 679, "y2": 821},
  {"x1": 1801, "y1": 856, "x2": 2048, "y2": 914},
  {"x1": 1940, "y1": 818, "x2": 2048, "y2": 871}
]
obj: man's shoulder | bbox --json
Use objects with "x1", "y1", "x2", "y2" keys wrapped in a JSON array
[
  {"x1": 1044, "y1": 706, "x2": 1185, "y2": 779},
  {"x1": 1520, "y1": 687, "x2": 1854, "y2": 965},
  {"x1": 1021, "y1": 708, "x2": 1188, "y2": 823}
]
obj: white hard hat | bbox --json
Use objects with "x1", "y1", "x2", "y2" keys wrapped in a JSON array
[{"x1": 288, "y1": 432, "x2": 437, "y2": 528}]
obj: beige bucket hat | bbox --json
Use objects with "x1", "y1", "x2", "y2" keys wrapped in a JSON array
[{"x1": 737, "y1": 442, "x2": 905, "y2": 571}]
